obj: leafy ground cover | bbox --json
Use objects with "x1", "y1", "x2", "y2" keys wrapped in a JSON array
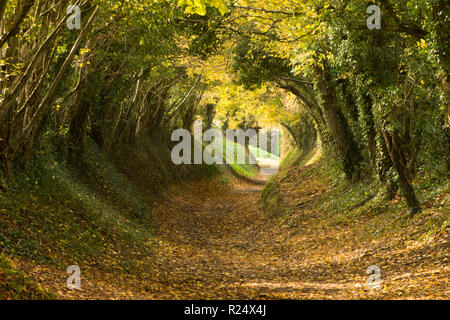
[{"x1": 2, "y1": 146, "x2": 446, "y2": 299}]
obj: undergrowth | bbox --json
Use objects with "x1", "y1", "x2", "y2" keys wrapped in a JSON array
[
  {"x1": 261, "y1": 147, "x2": 449, "y2": 242},
  {"x1": 0, "y1": 136, "x2": 217, "y2": 298}
]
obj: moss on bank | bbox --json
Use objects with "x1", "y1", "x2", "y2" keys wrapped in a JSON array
[{"x1": 0, "y1": 137, "x2": 217, "y2": 298}]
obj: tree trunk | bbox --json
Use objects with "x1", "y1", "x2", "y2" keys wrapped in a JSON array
[
  {"x1": 314, "y1": 64, "x2": 363, "y2": 181},
  {"x1": 359, "y1": 93, "x2": 377, "y2": 171},
  {"x1": 380, "y1": 125, "x2": 420, "y2": 214}
]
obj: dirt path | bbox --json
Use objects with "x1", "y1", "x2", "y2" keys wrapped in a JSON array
[{"x1": 137, "y1": 174, "x2": 448, "y2": 299}]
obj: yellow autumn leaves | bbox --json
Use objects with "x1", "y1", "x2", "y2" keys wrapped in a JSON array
[{"x1": 178, "y1": 0, "x2": 228, "y2": 16}]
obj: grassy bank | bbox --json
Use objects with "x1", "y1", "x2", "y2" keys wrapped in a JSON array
[
  {"x1": 0, "y1": 138, "x2": 217, "y2": 299},
  {"x1": 261, "y1": 147, "x2": 449, "y2": 243}
]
